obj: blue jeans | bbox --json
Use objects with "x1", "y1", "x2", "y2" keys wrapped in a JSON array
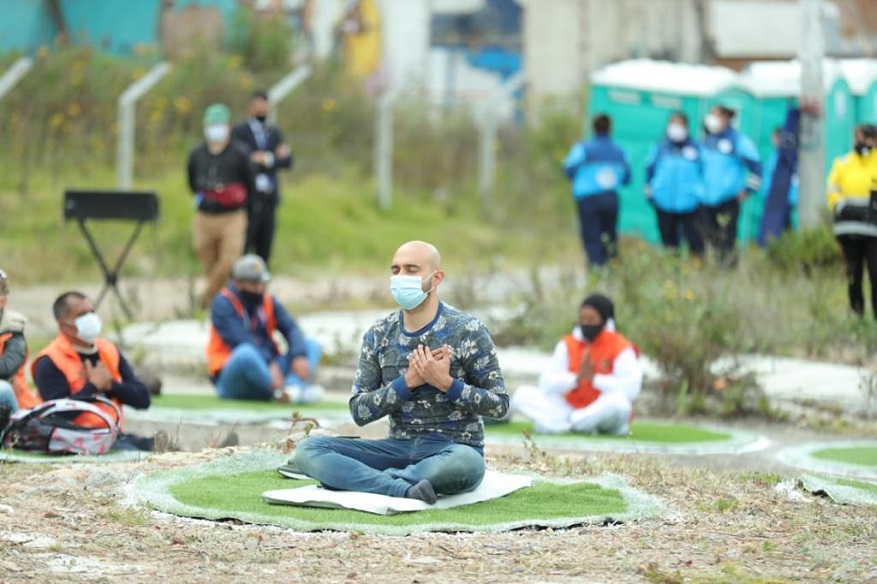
[
  {"x1": 294, "y1": 436, "x2": 486, "y2": 498},
  {"x1": 576, "y1": 192, "x2": 619, "y2": 267},
  {"x1": 0, "y1": 381, "x2": 19, "y2": 414},
  {"x1": 215, "y1": 338, "x2": 322, "y2": 400}
]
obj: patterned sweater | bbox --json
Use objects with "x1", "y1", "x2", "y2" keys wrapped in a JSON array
[{"x1": 349, "y1": 302, "x2": 508, "y2": 451}]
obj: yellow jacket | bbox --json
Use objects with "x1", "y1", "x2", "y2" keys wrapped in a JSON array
[{"x1": 826, "y1": 149, "x2": 877, "y2": 211}]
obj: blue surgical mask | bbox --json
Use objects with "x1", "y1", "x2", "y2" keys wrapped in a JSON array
[
  {"x1": 72, "y1": 312, "x2": 102, "y2": 344},
  {"x1": 390, "y1": 272, "x2": 435, "y2": 310}
]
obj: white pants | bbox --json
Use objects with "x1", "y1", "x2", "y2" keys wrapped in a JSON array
[{"x1": 510, "y1": 385, "x2": 632, "y2": 435}]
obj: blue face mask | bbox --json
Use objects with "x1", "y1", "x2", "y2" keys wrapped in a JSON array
[{"x1": 390, "y1": 272, "x2": 435, "y2": 310}]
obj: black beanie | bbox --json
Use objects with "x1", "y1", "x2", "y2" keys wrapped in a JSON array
[{"x1": 580, "y1": 293, "x2": 614, "y2": 323}]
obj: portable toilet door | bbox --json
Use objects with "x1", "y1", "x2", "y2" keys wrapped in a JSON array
[
  {"x1": 823, "y1": 63, "x2": 856, "y2": 170},
  {"x1": 839, "y1": 59, "x2": 877, "y2": 126},
  {"x1": 588, "y1": 59, "x2": 741, "y2": 244},
  {"x1": 742, "y1": 59, "x2": 855, "y2": 183}
]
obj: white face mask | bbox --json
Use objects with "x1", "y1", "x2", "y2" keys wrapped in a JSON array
[
  {"x1": 72, "y1": 312, "x2": 102, "y2": 344},
  {"x1": 704, "y1": 114, "x2": 724, "y2": 135},
  {"x1": 204, "y1": 124, "x2": 229, "y2": 143},
  {"x1": 390, "y1": 272, "x2": 436, "y2": 310},
  {"x1": 667, "y1": 123, "x2": 688, "y2": 142}
]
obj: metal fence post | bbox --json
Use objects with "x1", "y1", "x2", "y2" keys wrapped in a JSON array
[
  {"x1": 0, "y1": 57, "x2": 33, "y2": 101},
  {"x1": 376, "y1": 89, "x2": 401, "y2": 211},
  {"x1": 267, "y1": 65, "x2": 312, "y2": 124},
  {"x1": 477, "y1": 72, "x2": 525, "y2": 211},
  {"x1": 798, "y1": 0, "x2": 826, "y2": 228},
  {"x1": 117, "y1": 62, "x2": 171, "y2": 190}
]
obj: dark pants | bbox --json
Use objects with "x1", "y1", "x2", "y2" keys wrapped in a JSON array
[
  {"x1": 837, "y1": 234, "x2": 877, "y2": 318},
  {"x1": 575, "y1": 193, "x2": 619, "y2": 267},
  {"x1": 700, "y1": 198, "x2": 741, "y2": 267},
  {"x1": 246, "y1": 194, "x2": 277, "y2": 266},
  {"x1": 655, "y1": 208, "x2": 704, "y2": 257}
]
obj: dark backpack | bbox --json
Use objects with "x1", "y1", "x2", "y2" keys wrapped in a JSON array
[{"x1": 0, "y1": 397, "x2": 121, "y2": 455}]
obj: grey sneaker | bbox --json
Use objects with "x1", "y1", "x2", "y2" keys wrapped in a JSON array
[{"x1": 277, "y1": 459, "x2": 310, "y2": 480}]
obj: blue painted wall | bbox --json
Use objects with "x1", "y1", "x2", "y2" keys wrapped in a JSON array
[
  {"x1": 0, "y1": 0, "x2": 241, "y2": 56},
  {"x1": 0, "y1": 1, "x2": 57, "y2": 53}
]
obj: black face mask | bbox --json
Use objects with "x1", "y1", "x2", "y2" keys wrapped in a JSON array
[
  {"x1": 254, "y1": 114, "x2": 268, "y2": 124},
  {"x1": 580, "y1": 323, "x2": 604, "y2": 342},
  {"x1": 239, "y1": 290, "x2": 264, "y2": 305},
  {"x1": 854, "y1": 142, "x2": 871, "y2": 156}
]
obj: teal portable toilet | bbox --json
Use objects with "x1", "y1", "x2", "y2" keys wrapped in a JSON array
[
  {"x1": 742, "y1": 59, "x2": 856, "y2": 176},
  {"x1": 839, "y1": 59, "x2": 877, "y2": 125},
  {"x1": 589, "y1": 60, "x2": 748, "y2": 244}
]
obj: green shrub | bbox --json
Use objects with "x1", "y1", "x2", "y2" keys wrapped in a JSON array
[
  {"x1": 227, "y1": 9, "x2": 294, "y2": 73},
  {"x1": 765, "y1": 224, "x2": 842, "y2": 276}
]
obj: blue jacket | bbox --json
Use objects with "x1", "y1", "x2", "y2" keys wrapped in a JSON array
[
  {"x1": 645, "y1": 138, "x2": 705, "y2": 213},
  {"x1": 761, "y1": 149, "x2": 799, "y2": 207},
  {"x1": 563, "y1": 135, "x2": 631, "y2": 199},
  {"x1": 210, "y1": 284, "x2": 307, "y2": 365},
  {"x1": 701, "y1": 128, "x2": 763, "y2": 206}
]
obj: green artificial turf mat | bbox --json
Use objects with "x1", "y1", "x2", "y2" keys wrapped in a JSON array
[
  {"x1": 151, "y1": 394, "x2": 349, "y2": 412},
  {"x1": 1, "y1": 448, "x2": 147, "y2": 464},
  {"x1": 810, "y1": 447, "x2": 877, "y2": 467},
  {"x1": 484, "y1": 420, "x2": 766, "y2": 455},
  {"x1": 133, "y1": 449, "x2": 661, "y2": 534},
  {"x1": 487, "y1": 420, "x2": 731, "y2": 443},
  {"x1": 799, "y1": 474, "x2": 877, "y2": 506},
  {"x1": 775, "y1": 441, "x2": 877, "y2": 480}
]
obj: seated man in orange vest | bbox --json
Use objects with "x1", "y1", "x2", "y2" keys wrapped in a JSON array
[
  {"x1": 207, "y1": 254, "x2": 323, "y2": 403},
  {"x1": 31, "y1": 291, "x2": 155, "y2": 451},
  {"x1": 0, "y1": 269, "x2": 40, "y2": 425},
  {"x1": 509, "y1": 294, "x2": 642, "y2": 435}
]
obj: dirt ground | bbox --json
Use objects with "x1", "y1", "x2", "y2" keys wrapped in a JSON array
[
  {"x1": 1, "y1": 408, "x2": 876, "y2": 584},
  {"x1": 3, "y1": 277, "x2": 876, "y2": 583}
]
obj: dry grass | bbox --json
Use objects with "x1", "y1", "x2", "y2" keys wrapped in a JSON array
[{"x1": 0, "y1": 445, "x2": 874, "y2": 583}]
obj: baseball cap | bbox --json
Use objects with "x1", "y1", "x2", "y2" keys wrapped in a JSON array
[
  {"x1": 232, "y1": 255, "x2": 271, "y2": 282},
  {"x1": 203, "y1": 103, "x2": 231, "y2": 125}
]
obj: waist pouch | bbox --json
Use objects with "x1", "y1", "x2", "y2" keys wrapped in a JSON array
[{"x1": 203, "y1": 182, "x2": 247, "y2": 208}]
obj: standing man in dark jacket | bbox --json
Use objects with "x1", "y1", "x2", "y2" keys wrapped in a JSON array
[
  {"x1": 231, "y1": 90, "x2": 294, "y2": 266},
  {"x1": 187, "y1": 103, "x2": 256, "y2": 307},
  {"x1": 563, "y1": 114, "x2": 631, "y2": 269}
]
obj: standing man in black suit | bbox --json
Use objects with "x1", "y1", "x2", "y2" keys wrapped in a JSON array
[{"x1": 231, "y1": 90, "x2": 294, "y2": 266}]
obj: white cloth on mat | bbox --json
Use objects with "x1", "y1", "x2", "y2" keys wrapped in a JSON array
[{"x1": 262, "y1": 469, "x2": 533, "y2": 515}]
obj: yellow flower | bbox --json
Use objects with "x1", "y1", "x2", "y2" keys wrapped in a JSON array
[
  {"x1": 67, "y1": 103, "x2": 81, "y2": 117},
  {"x1": 149, "y1": 109, "x2": 163, "y2": 123},
  {"x1": 684, "y1": 289, "x2": 694, "y2": 301},
  {"x1": 228, "y1": 55, "x2": 243, "y2": 70},
  {"x1": 49, "y1": 112, "x2": 65, "y2": 127},
  {"x1": 322, "y1": 98, "x2": 337, "y2": 111},
  {"x1": 173, "y1": 96, "x2": 191, "y2": 113},
  {"x1": 37, "y1": 46, "x2": 50, "y2": 60},
  {"x1": 131, "y1": 67, "x2": 146, "y2": 81}
]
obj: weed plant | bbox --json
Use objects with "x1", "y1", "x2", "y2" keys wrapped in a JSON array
[{"x1": 0, "y1": 45, "x2": 871, "y2": 420}]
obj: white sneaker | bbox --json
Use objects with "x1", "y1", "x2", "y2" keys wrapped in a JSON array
[{"x1": 285, "y1": 384, "x2": 325, "y2": 404}]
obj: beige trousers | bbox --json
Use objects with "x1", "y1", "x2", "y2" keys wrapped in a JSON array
[{"x1": 192, "y1": 209, "x2": 246, "y2": 305}]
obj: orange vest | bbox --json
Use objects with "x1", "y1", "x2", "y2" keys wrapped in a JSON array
[
  {"x1": 0, "y1": 332, "x2": 40, "y2": 409},
  {"x1": 563, "y1": 330, "x2": 635, "y2": 409},
  {"x1": 206, "y1": 288, "x2": 276, "y2": 376},
  {"x1": 31, "y1": 334, "x2": 123, "y2": 428}
]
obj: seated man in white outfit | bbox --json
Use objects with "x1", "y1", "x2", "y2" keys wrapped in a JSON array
[{"x1": 509, "y1": 294, "x2": 642, "y2": 435}]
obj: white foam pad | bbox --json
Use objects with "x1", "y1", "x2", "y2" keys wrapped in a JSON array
[{"x1": 262, "y1": 470, "x2": 534, "y2": 515}]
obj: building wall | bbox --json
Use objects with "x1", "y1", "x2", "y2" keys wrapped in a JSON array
[{"x1": 521, "y1": 0, "x2": 701, "y2": 117}]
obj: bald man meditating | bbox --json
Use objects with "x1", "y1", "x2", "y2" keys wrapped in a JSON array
[{"x1": 293, "y1": 241, "x2": 509, "y2": 504}]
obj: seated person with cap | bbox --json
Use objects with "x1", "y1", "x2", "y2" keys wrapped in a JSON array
[
  {"x1": 509, "y1": 293, "x2": 642, "y2": 435},
  {"x1": 207, "y1": 254, "x2": 323, "y2": 403},
  {"x1": 31, "y1": 291, "x2": 157, "y2": 451},
  {"x1": 0, "y1": 268, "x2": 40, "y2": 425}
]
